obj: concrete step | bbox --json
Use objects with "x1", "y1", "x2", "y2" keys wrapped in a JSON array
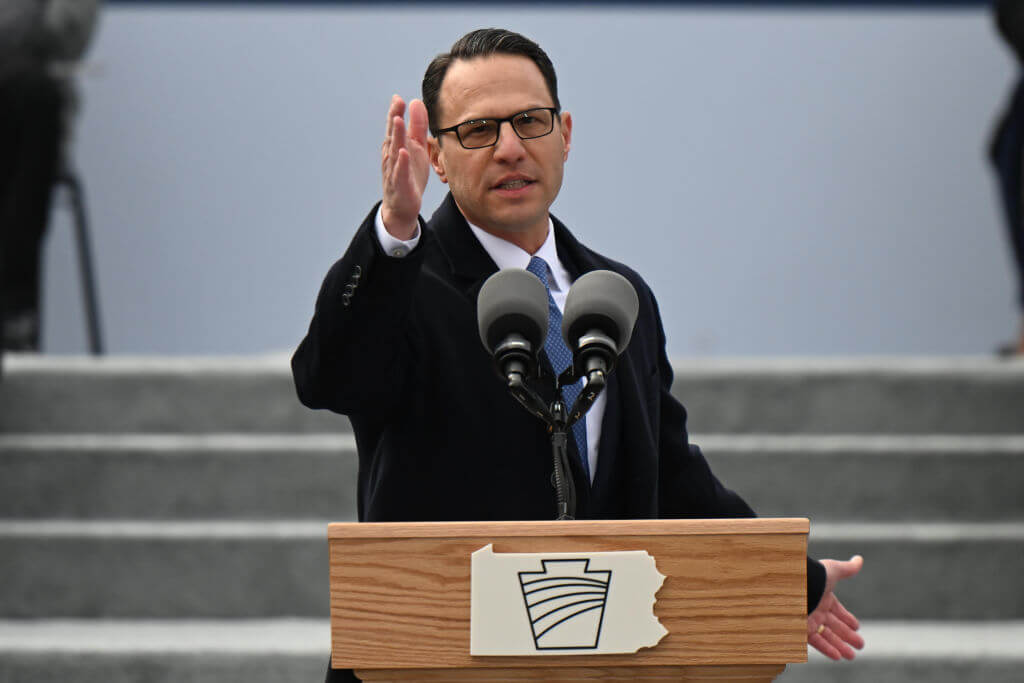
[
  {"x1": 0, "y1": 619, "x2": 328, "y2": 683},
  {"x1": 0, "y1": 355, "x2": 349, "y2": 435},
  {"x1": 0, "y1": 434, "x2": 359, "y2": 520},
  {"x1": 1, "y1": 520, "x2": 1021, "y2": 620},
  {"x1": 698, "y1": 434, "x2": 1024, "y2": 521},
  {"x1": 0, "y1": 520, "x2": 328, "y2": 619},
  {"x1": 5, "y1": 433, "x2": 1022, "y2": 521},
  {"x1": 807, "y1": 523, "x2": 1024, "y2": 621},
  {"x1": 673, "y1": 356, "x2": 1024, "y2": 435},
  {"x1": 0, "y1": 619, "x2": 1021, "y2": 683},
  {"x1": 781, "y1": 620, "x2": 1024, "y2": 683},
  {"x1": 3, "y1": 355, "x2": 1023, "y2": 434}
]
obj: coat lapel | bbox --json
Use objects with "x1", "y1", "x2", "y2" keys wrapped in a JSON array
[
  {"x1": 429, "y1": 193, "x2": 498, "y2": 296},
  {"x1": 551, "y1": 216, "x2": 653, "y2": 516}
]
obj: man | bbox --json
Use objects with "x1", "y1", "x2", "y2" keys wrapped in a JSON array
[{"x1": 292, "y1": 29, "x2": 863, "y2": 680}]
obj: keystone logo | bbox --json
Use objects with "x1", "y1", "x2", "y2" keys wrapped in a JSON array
[{"x1": 518, "y1": 559, "x2": 611, "y2": 650}]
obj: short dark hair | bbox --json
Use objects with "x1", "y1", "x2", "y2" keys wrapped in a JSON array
[{"x1": 422, "y1": 28, "x2": 561, "y2": 137}]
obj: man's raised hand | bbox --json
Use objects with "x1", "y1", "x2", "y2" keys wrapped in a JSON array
[{"x1": 381, "y1": 95, "x2": 431, "y2": 240}]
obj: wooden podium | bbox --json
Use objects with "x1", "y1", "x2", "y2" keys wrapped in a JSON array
[{"x1": 328, "y1": 518, "x2": 809, "y2": 682}]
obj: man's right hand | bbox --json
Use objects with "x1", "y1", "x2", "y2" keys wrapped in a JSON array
[{"x1": 380, "y1": 95, "x2": 430, "y2": 240}]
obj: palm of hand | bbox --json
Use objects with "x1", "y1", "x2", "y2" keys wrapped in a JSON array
[
  {"x1": 807, "y1": 556, "x2": 864, "y2": 661},
  {"x1": 381, "y1": 96, "x2": 431, "y2": 236}
]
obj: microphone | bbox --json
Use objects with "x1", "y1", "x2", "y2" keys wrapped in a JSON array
[
  {"x1": 477, "y1": 266, "x2": 598, "y2": 522},
  {"x1": 561, "y1": 270, "x2": 640, "y2": 383},
  {"x1": 477, "y1": 268, "x2": 549, "y2": 381}
]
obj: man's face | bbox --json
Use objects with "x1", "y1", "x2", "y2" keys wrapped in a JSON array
[{"x1": 429, "y1": 54, "x2": 572, "y2": 246}]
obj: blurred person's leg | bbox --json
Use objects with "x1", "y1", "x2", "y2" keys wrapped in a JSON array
[
  {"x1": 1011, "y1": 158, "x2": 1024, "y2": 352},
  {"x1": 0, "y1": 69, "x2": 63, "y2": 351},
  {"x1": 1011, "y1": 208, "x2": 1024, "y2": 354},
  {"x1": 992, "y1": 78, "x2": 1024, "y2": 355}
]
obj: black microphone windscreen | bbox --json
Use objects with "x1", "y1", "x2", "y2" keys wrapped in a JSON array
[
  {"x1": 561, "y1": 270, "x2": 639, "y2": 353},
  {"x1": 477, "y1": 268, "x2": 550, "y2": 353}
]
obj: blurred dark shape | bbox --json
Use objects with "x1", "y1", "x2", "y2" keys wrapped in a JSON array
[
  {"x1": 991, "y1": 0, "x2": 1024, "y2": 356},
  {"x1": 0, "y1": 1, "x2": 101, "y2": 355}
]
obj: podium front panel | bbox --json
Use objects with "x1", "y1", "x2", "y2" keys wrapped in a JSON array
[{"x1": 327, "y1": 518, "x2": 808, "y2": 673}]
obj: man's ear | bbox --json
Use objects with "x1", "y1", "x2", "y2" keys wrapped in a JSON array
[
  {"x1": 429, "y1": 137, "x2": 448, "y2": 184},
  {"x1": 560, "y1": 111, "x2": 573, "y2": 162}
]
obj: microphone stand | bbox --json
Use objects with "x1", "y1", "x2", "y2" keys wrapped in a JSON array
[
  {"x1": 548, "y1": 399, "x2": 576, "y2": 521},
  {"x1": 505, "y1": 372, "x2": 575, "y2": 519},
  {"x1": 505, "y1": 367, "x2": 605, "y2": 521}
]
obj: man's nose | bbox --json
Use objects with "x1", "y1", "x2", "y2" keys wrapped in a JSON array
[{"x1": 493, "y1": 120, "x2": 527, "y2": 160}]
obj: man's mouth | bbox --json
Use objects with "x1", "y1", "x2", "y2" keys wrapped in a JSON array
[{"x1": 493, "y1": 178, "x2": 535, "y2": 191}]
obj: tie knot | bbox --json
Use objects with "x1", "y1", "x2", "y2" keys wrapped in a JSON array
[{"x1": 526, "y1": 256, "x2": 550, "y2": 288}]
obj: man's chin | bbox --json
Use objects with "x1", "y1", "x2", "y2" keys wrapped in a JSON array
[
  {"x1": 490, "y1": 199, "x2": 551, "y2": 225},
  {"x1": 483, "y1": 211, "x2": 548, "y2": 237},
  {"x1": 454, "y1": 194, "x2": 550, "y2": 241}
]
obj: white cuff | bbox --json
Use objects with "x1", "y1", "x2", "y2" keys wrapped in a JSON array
[{"x1": 374, "y1": 206, "x2": 421, "y2": 258}]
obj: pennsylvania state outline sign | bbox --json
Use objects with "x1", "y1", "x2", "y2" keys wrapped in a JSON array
[{"x1": 470, "y1": 544, "x2": 667, "y2": 656}]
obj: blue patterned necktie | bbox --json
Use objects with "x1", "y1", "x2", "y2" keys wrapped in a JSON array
[{"x1": 526, "y1": 256, "x2": 589, "y2": 481}]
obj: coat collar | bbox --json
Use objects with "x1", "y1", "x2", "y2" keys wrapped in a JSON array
[{"x1": 429, "y1": 193, "x2": 497, "y2": 285}]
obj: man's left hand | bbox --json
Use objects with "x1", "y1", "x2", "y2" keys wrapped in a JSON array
[{"x1": 807, "y1": 555, "x2": 864, "y2": 660}]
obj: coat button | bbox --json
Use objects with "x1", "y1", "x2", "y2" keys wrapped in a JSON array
[{"x1": 352, "y1": 265, "x2": 362, "y2": 280}]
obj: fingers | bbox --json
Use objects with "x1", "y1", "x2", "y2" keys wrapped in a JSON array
[
  {"x1": 407, "y1": 99, "x2": 429, "y2": 146},
  {"x1": 830, "y1": 595, "x2": 860, "y2": 632},
  {"x1": 391, "y1": 114, "x2": 407, "y2": 162},
  {"x1": 806, "y1": 598, "x2": 864, "y2": 663},
  {"x1": 392, "y1": 148, "x2": 411, "y2": 196},
  {"x1": 380, "y1": 93, "x2": 427, "y2": 234},
  {"x1": 385, "y1": 94, "x2": 405, "y2": 140},
  {"x1": 824, "y1": 625, "x2": 858, "y2": 660},
  {"x1": 809, "y1": 624, "x2": 859, "y2": 661},
  {"x1": 383, "y1": 114, "x2": 406, "y2": 180},
  {"x1": 808, "y1": 631, "x2": 842, "y2": 661},
  {"x1": 838, "y1": 555, "x2": 864, "y2": 580},
  {"x1": 807, "y1": 592, "x2": 863, "y2": 662},
  {"x1": 826, "y1": 609, "x2": 864, "y2": 651},
  {"x1": 822, "y1": 554, "x2": 864, "y2": 594},
  {"x1": 383, "y1": 95, "x2": 407, "y2": 172}
]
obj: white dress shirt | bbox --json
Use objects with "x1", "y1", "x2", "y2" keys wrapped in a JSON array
[{"x1": 375, "y1": 208, "x2": 605, "y2": 482}]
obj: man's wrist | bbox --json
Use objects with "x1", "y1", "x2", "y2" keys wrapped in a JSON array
[
  {"x1": 375, "y1": 205, "x2": 421, "y2": 258},
  {"x1": 380, "y1": 205, "x2": 419, "y2": 241}
]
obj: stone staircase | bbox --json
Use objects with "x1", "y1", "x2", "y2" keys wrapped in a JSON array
[{"x1": 1, "y1": 354, "x2": 1022, "y2": 682}]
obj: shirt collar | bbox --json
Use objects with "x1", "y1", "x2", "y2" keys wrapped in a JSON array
[{"x1": 466, "y1": 218, "x2": 571, "y2": 293}]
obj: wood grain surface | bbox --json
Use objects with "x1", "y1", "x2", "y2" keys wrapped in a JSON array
[
  {"x1": 328, "y1": 518, "x2": 809, "y2": 539},
  {"x1": 355, "y1": 663, "x2": 788, "y2": 681},
  {"x1": 329, "y1": 519, "x2": 807, "y2": 677}
]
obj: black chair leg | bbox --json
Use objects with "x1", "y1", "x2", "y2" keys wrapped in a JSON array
[{"x1": 60, "y1": 170, "x2": 103, "y2": 355}]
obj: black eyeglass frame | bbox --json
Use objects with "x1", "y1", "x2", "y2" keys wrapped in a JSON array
[{"x1": 434, "y1": 107, "x2": 560, "y2": 149}]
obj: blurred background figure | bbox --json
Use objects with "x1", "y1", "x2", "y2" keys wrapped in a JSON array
[
  {"x1": 0, "y1": 0, "x2": 100, "y2": 353},
  {"x1": 991, "y1": 0, "x2": 1024, "y2": 356}
]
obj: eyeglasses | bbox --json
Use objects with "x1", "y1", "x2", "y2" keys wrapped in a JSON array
[{"x1": 435, "y1": 107, "x2": 559, "y2": 150}]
